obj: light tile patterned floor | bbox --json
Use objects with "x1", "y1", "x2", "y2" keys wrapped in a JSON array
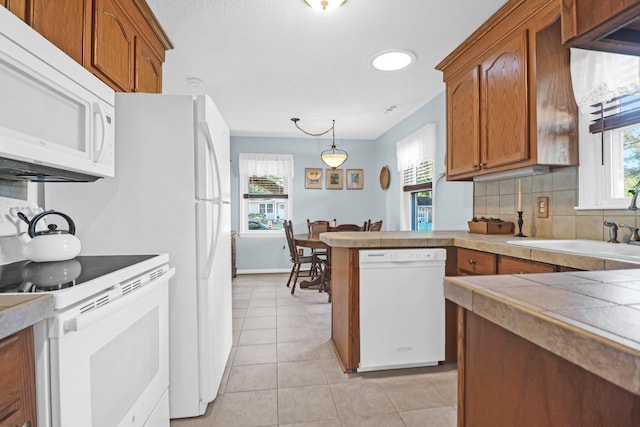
[{"x1": 170, "y1": 273, "x2": 457, "y2": 427}]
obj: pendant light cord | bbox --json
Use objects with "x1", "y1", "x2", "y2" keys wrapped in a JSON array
[{"x1": 291, "y1": 118, "x2": 335, "y2": 137}]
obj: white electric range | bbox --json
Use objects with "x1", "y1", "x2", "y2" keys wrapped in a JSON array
[{"x1": 0, "y1": 196, "x2": 174, "y2": 427}]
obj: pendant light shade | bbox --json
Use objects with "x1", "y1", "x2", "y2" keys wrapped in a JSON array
[
  {"x1": 291, "y1": 118, "x2": 348, "y2": 169},
  {"x1": 321, "y1": 144, "x2": 348, "y2": 169}
]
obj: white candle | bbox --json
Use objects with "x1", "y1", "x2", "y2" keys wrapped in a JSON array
[{"x1": 517, "y1": 179, "x2": 523, "y2": 212}]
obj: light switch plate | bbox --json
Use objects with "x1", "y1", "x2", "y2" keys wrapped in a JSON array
[{"x1": 537, "y1": 197, "x2": 549, "y2": 218}]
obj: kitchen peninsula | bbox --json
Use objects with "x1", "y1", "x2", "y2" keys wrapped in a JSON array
[{"x1": 321, "y1": 231, "x2": 640, "y2": 425}]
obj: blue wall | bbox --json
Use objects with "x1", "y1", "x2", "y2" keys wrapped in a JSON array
[
  {"x1": 231, "y1": 136, "x2": 383, "y2": 272},
  {"x1": 231, "y1": 91, "x2": 473, "y2": 272},
  {"x1": 374, "y1": 92, "x2": 473, "y2": 231}
]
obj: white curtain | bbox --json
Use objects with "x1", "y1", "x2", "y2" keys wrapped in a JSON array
[
  {"x1": 570, "y1": 48, "x2": 640, "y2": 112},
  {"x1": 238, "y1": 153, "x2": 294, "y2": 177},
  {"x1": 395, "y1": 123, "x2": 436, "y2": 172}
]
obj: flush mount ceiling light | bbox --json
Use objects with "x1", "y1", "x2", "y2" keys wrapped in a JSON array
[
  {"x1": 304, "y1": 0, "x2": 347, "y2": 11},
  {"x1": 371, "y1": 50, "x2": 416, "y2": 71},
  {"x1": 291, "y1": 117, "x2": 348, "y2": 169}
]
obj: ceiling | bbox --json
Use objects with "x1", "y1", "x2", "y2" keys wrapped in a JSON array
[{"x1": 145, "y1": 0, "x2": 508, "y2": 140}]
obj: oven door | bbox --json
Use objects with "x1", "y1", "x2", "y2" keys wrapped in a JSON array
[{"x1": 46, "y1": 268, "x2": 174, "y2": 427}]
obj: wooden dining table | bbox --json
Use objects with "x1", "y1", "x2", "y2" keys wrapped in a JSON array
[{"x1": 294, "y1": 232, "x2": 331, "y2": 294}]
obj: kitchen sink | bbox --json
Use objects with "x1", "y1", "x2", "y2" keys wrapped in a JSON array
[{"x1": 506, "y1": 239, "x2": 640, "y2": 263}]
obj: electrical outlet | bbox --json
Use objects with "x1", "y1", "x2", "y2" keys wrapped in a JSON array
[{"x1": 537, "y1": 197, "x2": 549, "y2": 218}]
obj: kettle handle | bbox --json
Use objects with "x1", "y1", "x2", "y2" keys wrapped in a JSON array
[{"x1": 28, "y1": 210, "x2": 76, "y2": 237}]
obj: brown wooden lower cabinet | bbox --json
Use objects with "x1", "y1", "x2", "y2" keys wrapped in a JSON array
[
  {"x1": 498, "y1": 255, "x2": 555, "y2": 274},
  {"x1": 0, "y1": 328, "x2": 37, "y2": 427},
  {"x1": 457, "y1": 308, "x2": 640, "y2": 426},
  {"x1": 457, "y1": 248, "x2": 497, "y2": 275}
]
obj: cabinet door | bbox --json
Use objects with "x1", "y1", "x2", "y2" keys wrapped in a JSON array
[
  {"x1": 498, "y1": 256, "x2": 556, "y2": 274},
  {"x1": 135, "y1": 36, "x2": 162, "y2": 93},
  {"x1": 31, "y1": 0, "x2": 87, "y2": 65},
  {"x1": 90, "y1": 0, "x2": 135, "y2": 91},
  {"x1": 457, "y1": 248, "x2": 497, "y2": 275},
  {"x1": 481, "y1": 31, "x2": 529, "y2": 170},
  {"x1": 446, "y1": 66, "x2": 481, "y2": 179},
  {"x1": 0, "y1": 328, "x2": 36, "y2": 427},
  {"x1": 1, "y1": 0, "x2": 28, "y2": 21}
]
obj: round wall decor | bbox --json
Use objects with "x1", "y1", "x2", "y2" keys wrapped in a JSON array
[{"x1": 379, "y1": 166, "x2": 390, "y2": 190}]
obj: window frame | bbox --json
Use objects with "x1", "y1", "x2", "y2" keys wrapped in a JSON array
[
  {"x1": 578, "y1": 112, "x2": 637, "y2": 210},
  {"x1": 239, "y1": 154, "x2": 294, "y2": 236}
]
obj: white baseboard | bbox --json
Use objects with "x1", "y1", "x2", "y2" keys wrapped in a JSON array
[{"x1": 237, "y1": 268, "x2": 290, "y2": 275}]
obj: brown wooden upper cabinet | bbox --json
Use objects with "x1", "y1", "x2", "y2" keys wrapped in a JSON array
[
  {"x1": 561, "y1": 0, "x2": 640, "y2": 56},
  {"x1": 437, "y1": 0, "x2": 579, "y2": 180},
  {"x1": 30, "y1": 0, "x2": 87, "y2": 65},
  {"x1": 1, "y1": 0, "x2": 28, "y2": 21},
  {"x1": 2, "y1": 0, "x2": 172, "y2": 93}
]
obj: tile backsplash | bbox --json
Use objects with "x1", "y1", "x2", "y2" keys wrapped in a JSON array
[{"x1": 473, "y1": 166, "x2": 640, "y2": 242}]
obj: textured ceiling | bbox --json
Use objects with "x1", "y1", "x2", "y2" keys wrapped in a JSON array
[{"x1": 145, "y1": 0, "x2": 507, "y2": 140}]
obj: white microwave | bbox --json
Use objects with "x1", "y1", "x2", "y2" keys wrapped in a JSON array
[{"x1": 0, "y1": 7, "x2": 115, "y2": 182}]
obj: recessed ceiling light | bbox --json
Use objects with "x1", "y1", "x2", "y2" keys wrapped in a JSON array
[
  {"x1": 371, "y1": 50, "x2": 416, "y2": 71},
  {"x1": 304, "y1": 0, "x2": 347, "y2": 11}
]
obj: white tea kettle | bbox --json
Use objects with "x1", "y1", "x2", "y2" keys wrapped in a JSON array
[{"x1": 17, "y1": 210, "x2": 81, "y2": 263}]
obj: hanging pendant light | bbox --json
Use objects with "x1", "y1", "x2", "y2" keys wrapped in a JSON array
[
  {"x1": 303, "y1": 0, "x2": 347, "y2": 11},
  {"x1": 291, "y1": 118, "x2": 348, "y2": 169}
]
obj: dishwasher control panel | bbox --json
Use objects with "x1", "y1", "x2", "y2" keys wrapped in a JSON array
[{"x1": 359, "y1": 248, "x2": 447, "y2": 264}]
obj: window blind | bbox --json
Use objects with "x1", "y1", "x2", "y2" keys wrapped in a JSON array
[{"x1": 402, "y1": 161, "x2": 433, "y2": 192}]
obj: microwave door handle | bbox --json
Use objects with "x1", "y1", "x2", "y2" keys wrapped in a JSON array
[{"x1": 92, "y1": 102, "x2": 106, "y2": 163}]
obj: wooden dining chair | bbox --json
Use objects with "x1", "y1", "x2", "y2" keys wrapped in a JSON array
[
  {"x1": 283, "y1": 220, "x2": 322, "y2": 295},
  {"x1": 307, "y1": 219, "x2": 329, "y2": 234},
  {"x1": 366, "y1": 219, "x2": 383, "y2": 231},
  {"x1": 306, "y1": 219, "x2": 329, "y2": 263},
  {"x1": 328, "y1": 223, "x2": 365, "y2": 232}
]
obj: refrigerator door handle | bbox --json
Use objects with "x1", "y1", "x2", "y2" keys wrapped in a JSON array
[{"x1": 199, "y1": 121, "x2": 223, "y2": 279}]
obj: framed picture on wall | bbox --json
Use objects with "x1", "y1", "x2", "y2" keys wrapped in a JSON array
[
  {"x1": 326, "y1": 168, "x2": 343, "y2": 189},
  {"x1": 305, "y1": 168, "x2": 323, "y2": 189},
  {"x1": 346, "y1": 169, "x2": 364, "y2": 190}
]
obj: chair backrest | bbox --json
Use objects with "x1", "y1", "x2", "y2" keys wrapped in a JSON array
[
  {"x1": 307, "y1": 219, "x2": 329, "y2": 234},
  {"x1": 283, "y1": 220, "x2": 298, "y2": 261},
  {"x1": 367, "y1": 219, "x2": 383, "y2": 231},
  {"x1": 328, "y1": 223, "x2": 365, "y2": 232}
]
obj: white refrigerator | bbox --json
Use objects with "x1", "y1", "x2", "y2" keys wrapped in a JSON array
[{"x1": 44, "y1": 93, "x2": 233, "y2": 419}]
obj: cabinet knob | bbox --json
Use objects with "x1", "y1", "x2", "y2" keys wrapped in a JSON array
[
  {"x1": 471, "y1": 164, "x2": 478, "y2": 169},
  {"x1": 468, "y1": 259, "x2": 476, "y2": 265},
  {"x1": 480, "y1": 162, "x2": 487, "y2": 168}
]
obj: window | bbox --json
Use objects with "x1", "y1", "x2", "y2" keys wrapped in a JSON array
[
  {"x1": 571, "y1": 49, "x2": 640, "y2": 209},
  {"x1": 239, "y1": 153, "x2": 294, "y2": 234},
  {"x1": 403, "y1": 161, "x2": 433, "y2": 231},
  {"x1": 396, "y1": 123, "x2": 436, "y2": 230}
]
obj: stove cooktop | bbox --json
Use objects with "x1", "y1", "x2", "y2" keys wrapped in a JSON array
[{"x1": 0, "y1": 255, "x2": 157, "y2": 294}]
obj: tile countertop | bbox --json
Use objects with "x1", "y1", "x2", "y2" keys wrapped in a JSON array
[
  {"x1": 444, "y1": 271, "x2": 640, "y2": 396},
  {"x1": 0, "y1": 294, "x2": 54, "y2": 340},
  {"x1": 320, "y1": 230, "x2": 640, "y2": 270},
  {"x1": 322, "y1": 231, "x2": 640, "y2": 395}
]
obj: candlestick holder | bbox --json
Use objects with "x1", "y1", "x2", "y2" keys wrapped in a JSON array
[{"x1": 515, "y1": 211, "x2": 527, "y2": 237}]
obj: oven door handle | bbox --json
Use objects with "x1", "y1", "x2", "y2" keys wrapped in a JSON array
[{"x1": 63, "y1": 267, "x2": 175, "y2": 333}]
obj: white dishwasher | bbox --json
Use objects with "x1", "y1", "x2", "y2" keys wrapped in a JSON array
[{"x1": 358, "y1": 248, "x2": 446, "y2": 372}]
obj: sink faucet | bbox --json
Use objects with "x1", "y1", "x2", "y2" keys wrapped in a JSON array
[
  {"x1": 604, "y1": 219, "x2": 619, "y2": 243},
  {"x1": 620, "y1": 223, "x2": 640, "y2": 243}
]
